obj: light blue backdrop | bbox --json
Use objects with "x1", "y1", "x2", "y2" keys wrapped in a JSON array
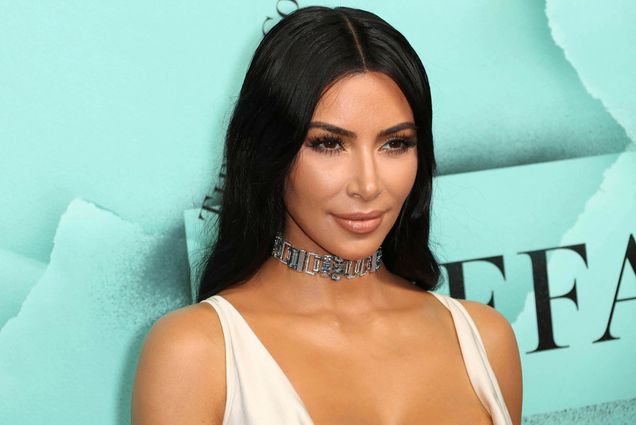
[{"x1": 1, "y1": 1, "x2": 634, "y2": 424}]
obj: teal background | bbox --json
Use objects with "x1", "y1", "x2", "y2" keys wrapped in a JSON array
[{"x1": 1, "y1": 0, "x2": 634, "y2": 423}]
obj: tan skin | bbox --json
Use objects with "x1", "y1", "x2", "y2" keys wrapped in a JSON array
[{"x1": 131, "y1": 71, "x2": 523, "y2": 425}]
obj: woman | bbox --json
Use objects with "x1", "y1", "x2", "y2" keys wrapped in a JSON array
[{"x1": 132, "y1": 6, "x2": 522, "y2": 425}]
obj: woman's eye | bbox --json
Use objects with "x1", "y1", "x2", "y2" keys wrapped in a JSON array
[
  {"x1": 382, "y1": 137, "x2": 416, "y2": 154},
  {"x1": 386, "y1": 139, "x2": 404, "y2": 149},
  {"x1": 322, "y1": 139, "x2": 340, "y2": 149},
  {"x1": 307, "y1": 136, "x2": 343, "y2": 155}
]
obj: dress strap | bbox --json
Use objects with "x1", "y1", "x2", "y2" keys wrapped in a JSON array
[
  {"x1": 199, "y1": 296, "x2": 236, "y2": 425},
  {"x1": 428, "y1": 291, "x2": 514, "y2": 425},
  {"x1": 200, "y1": 295, "x2": 315, "y2": 424}
]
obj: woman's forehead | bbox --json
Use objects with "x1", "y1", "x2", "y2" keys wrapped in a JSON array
[{"x1": 310, "y1": 72, "x2": 414, "y2": 131}]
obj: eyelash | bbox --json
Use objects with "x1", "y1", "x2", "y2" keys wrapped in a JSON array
[{"x1": 306, "y1": 134, "x2": 417, "y2": 156}]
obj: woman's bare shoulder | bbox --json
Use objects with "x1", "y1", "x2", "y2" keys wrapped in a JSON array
[
  {"x1": 131, "y1": 302, "x2": 227, "y2": 425},
  {"x1": 456, "y1": 299, "x2": 523, "y2": 425}
]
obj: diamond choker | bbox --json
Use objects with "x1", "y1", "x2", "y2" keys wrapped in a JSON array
[{"x1": 271, "y1": 233, "x2": 383, "y2": 281}]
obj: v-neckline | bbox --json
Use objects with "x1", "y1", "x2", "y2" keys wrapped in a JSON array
[
  {"x1": 212, "y1": 292, "x2": 503, "y2": 425},
  {"x1": 213, "y1": 294, "x2": 316, "y2": 424}
]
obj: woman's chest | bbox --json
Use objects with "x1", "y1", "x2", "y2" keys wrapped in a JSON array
[{"x1": 251, "y1": 313, "x2": 494, "y2": 425}]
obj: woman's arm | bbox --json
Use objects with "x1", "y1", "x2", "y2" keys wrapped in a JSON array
[{"x1": 131, "y1": 304, "x2": 227, "y2": 425}]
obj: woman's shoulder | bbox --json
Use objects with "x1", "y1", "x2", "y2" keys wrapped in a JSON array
[
  {"x1": 131, "y1": 302, "x2": 227, "y2": 425},
  {"x1": 453, "y1": 297, "x2": 512, "y2": 335},
  {"x1": 423, "y1": 291, "x2": 514, "y2": 342},
  {"x1": 138, "y1": 302, "x2": 226, "y2": 373},
  {"x1": 454, "y1": 297, "x2": 523, "y2": 425},
  {"x1": 452, "y1": 297, "x2": 519, "y2": 362}
]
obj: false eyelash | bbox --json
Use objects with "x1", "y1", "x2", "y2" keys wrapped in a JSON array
[
  {"x1": 306, "y1": 134, "x2": 417, "y2": 156},
  {"x1": 384, "y1": 137, "x2": 417, "y2": 155},
  {"x1": 306, "y1": 135, "x2": 344, "y2": 156}
]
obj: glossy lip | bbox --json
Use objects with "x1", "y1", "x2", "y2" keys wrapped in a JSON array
[
  {"x1": 332, "y1": 210, "x2": 384, "y2": 234},
  {"x1": 332, "y1": 210, "x2": 384, "y2": 220}
]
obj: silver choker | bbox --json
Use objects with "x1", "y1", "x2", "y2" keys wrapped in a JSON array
[{"x1": 271, "y1": 233, "x2": 382, "y2": 281}]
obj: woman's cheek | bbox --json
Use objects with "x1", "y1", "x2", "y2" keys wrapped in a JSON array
[
  {"x1": 302, "y1": 153, "x2": 348, "y2": 194},
  {"x1": 288, "y1": 152, "x2": 345, "y2": 206},
  {"x1": 384, "y1": 154, "x2": 418, "y2": 200}
]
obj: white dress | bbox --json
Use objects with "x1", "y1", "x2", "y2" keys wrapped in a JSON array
[{"x1": 200, "y1": 291, "x2": 514, "y2": 425}]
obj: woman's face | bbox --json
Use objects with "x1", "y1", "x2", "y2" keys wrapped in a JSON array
[{"x1": 283, "y1": 71, "x2": 418, "y2": 260}]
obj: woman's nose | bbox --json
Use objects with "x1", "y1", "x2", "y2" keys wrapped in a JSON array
[{"x1": 346, "y1": 149, "x2": 382, "y2": 200}]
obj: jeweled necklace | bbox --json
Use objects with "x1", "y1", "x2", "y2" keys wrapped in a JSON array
[{"x1": 271, "y1": 232, "x2": 383, "y2": 281}]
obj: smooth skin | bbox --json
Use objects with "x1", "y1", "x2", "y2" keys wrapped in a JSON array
[{"x1": 131, "y1": 71, "x2": 523, "y2": 425}]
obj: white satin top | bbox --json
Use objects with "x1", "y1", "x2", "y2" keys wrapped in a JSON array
[{"x1": 200, "y1": 291, "x2": 514, "y2": 425}]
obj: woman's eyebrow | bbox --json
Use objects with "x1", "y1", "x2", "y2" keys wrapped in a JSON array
[{"x1": 308, "y1": 121, "x2": 417, "y2": 137}]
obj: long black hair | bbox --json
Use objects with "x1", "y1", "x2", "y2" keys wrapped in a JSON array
[{"x1": 196, "y1": 6, "x2": 442, "y2": 302}]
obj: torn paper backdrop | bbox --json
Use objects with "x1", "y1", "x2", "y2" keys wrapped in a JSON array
[
  {"x1": 546, "y1": 0, "x2": 636, "y2": 146},
  {"x1": 510, "y1": 152, "x2": 636, "y2": 420},
  {"x1": 0, "y1": 198, "x2": 191, "y2": 424},
  {"x1": 0, "y1": 249, "x2": 46, "y2": 330},
  {"x1": 514, "y1": 3, "x2": 636, "y2": 421}
]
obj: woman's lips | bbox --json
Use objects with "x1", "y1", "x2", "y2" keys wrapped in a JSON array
[{"x1": 332, "y1": 213, "x2": 383, "y2": 234}]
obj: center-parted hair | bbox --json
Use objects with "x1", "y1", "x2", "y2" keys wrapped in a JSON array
[{"x1": 196, "y1": 6, "x2": 442, "y2": 302}]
